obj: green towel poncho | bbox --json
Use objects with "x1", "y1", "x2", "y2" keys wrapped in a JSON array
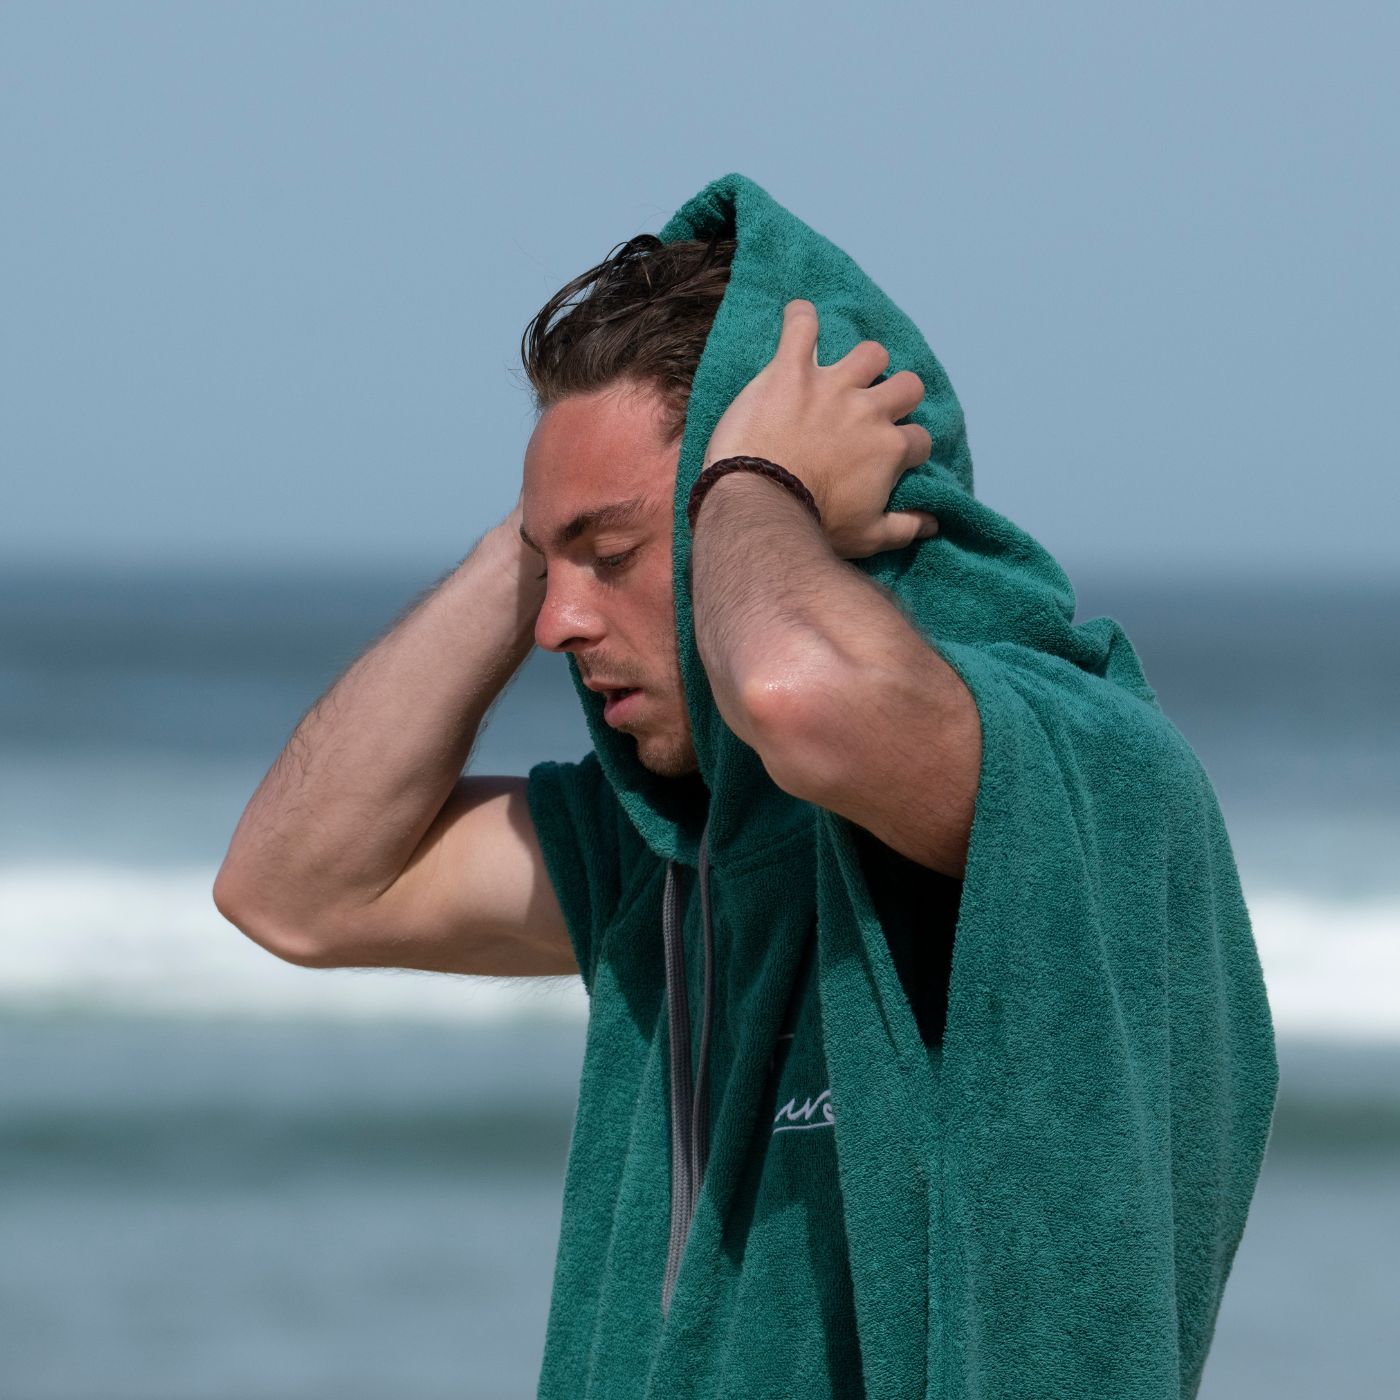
[{"x1": 525, "y1": 171, "x2": 1278, "y2": 1399}]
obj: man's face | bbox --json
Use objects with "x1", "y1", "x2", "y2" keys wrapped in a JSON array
[{"x1": 520, "y1": 380, "x2": 699, "y2": 778}]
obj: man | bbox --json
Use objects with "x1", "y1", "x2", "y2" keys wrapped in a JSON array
[
  {"x1": 216, "y1": 174, "x2": 1277, "y2": 1399},
  {"x1": 212, "y1": 231, "x2": 958, "y2": 952}
]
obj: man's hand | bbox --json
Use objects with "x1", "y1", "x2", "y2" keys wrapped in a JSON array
[{"x1": 702, "y1": 299, "x2": 939, "y2": 559}]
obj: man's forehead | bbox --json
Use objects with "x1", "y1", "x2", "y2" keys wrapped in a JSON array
[{"x1": 517, "y1": 495, "x2": 658, "y2": 553}]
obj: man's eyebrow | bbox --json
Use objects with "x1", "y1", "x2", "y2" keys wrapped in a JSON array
[{"x1": 518, "y1": 496, "x2": 650, "y2": 553}]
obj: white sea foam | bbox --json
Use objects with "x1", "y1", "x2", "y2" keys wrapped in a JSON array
[
  {"x1": 0, "y1": 862, "x2": 588, "y2": 1025},
  {"x1": 0, "y1": 862, "x2": 1394, "y2": 1039}
]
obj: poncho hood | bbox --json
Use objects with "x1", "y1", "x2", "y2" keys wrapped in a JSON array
[
  {"x1": 541, "y1": 172, "x2": 1279, "y2": 1398},
  {"x1": 560, "y1": 171, "x2": 1156, "y2": 872}
]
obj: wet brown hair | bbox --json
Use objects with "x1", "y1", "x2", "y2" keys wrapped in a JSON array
[{"x1": 518, "y1": 232, "x2": 736, "y2": 447}]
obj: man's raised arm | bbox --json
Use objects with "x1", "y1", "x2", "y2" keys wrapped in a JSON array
[{"x1": 212, "y1": 501, "x2": 576, "y2": 977}]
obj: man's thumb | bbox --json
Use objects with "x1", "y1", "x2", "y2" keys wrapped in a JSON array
[
  {"x1": 883, "y1": 510, "x2": 940, "y2": 552},
  {"x1": 908, "y1": 510, "x2": 940, "y2": 541}
]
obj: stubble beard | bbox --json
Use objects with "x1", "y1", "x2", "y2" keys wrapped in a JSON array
[
  {"x1": 631, "y1": 628, "x2": 700, "y2": 778},
  {"x1": 633, "y1": 717, "x2": 700, "y2": 778}
]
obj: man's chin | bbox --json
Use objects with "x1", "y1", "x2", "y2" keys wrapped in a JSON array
[{"x1": 633, "y1": 732, "x2": 700, "y2": 780}]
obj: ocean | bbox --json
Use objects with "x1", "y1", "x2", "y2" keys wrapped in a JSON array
[{"x1": 1, "y1": 561, "x2": 1397, "y2": 1398}]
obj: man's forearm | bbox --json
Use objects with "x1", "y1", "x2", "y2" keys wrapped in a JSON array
[
  {"x1": 690, "y1": 469, "x2": 976, "y2": 862},
  {"x1": 215, "y1": 516, "x2": 543, "y2": 937},
  {"x1": 690, "y1": 472, "x2": 916, "y2": 752}
]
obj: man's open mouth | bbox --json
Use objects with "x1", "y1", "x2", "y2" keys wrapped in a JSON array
[{"x1": 603, "y1": 687, "x2": 643, "y2": 722}]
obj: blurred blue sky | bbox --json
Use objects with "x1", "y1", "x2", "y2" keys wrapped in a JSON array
[{"x1": 3, "y1": 1, "x2": 1395, "y2": 580}]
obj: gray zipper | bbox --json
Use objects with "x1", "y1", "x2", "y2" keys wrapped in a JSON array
[{"x1": 660, "y1": 815, "x2": 714, "y2": 1317}]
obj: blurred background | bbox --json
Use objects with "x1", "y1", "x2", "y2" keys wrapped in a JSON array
[{"x1": 2, "y1": 2, "x2": 1396, "y2": 1397}]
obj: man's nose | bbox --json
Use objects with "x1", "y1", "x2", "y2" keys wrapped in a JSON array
[{"x1": 534, "y1": 573, "x2": 606, "y2": 654}]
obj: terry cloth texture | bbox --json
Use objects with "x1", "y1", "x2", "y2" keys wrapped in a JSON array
[{"x1": 525, "y1": 171, "x2": 1279, "y2": 1399}]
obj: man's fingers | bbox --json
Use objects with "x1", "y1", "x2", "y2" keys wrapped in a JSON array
[
  {"x1": 897, "y1": 422, "x2": 934, "y2": 470},
  {"x1": 868, "y1": 368, "x2": 925, "y2": 423},
  {"x1": 827, "y1": 338, "x2": 891, "y2": 387},
  {"x1": 777, "y1": 299, "x2": 821, "y2": 368}
]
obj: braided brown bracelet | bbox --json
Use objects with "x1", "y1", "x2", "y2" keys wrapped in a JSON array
[{"x1": 686, "y1": 455, "x2": 822, "y2": 533}]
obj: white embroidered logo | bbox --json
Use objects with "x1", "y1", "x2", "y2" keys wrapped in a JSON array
[{"x1": 773, "y1": 1088, "x2": 835, "y2": 1133}]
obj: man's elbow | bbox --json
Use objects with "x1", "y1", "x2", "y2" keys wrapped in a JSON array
[
  {"x1": 739, "y1": 661, "x2": 850, "y2": 804},
  {"x1": 212, "y1": 865, "x2": 329, "y2": 968}
]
